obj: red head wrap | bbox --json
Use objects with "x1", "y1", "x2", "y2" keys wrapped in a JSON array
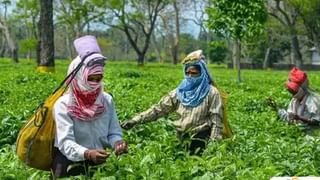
[{"x1": 285, "y1": 67, "x2": 307, "y2": 93}]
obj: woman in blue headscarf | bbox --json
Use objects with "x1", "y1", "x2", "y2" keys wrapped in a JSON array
[{"x1": 122, "y1": 50, "x2": 226, "y2": 155}]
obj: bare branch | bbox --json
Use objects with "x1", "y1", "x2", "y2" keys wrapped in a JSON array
[
  {"x1": 268, "y1": 11, "x2": 287, "y2": 26},
  {"x1": 275, "y1": 0, "x2": 292, "y2": 26}
]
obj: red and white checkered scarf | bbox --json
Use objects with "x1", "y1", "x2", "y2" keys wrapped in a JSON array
[{"x1": 67, "y1": 56, "x2": 106, "y2": 121}]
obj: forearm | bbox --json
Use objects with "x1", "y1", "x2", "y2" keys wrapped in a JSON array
[
  {"x1": 137, "y1": 91, "x2": 178, "y2": 123},
  {"x1": 297, "y1": 115, "x2": 319, "y2": 125},
  {"x1": 208, "y1": 91, "x2": 223, "y2": 140},
  {"x1": 131, "y1": 107, "x2": 164, "y2": 124},
  {"x1": 107, "y1": 128, "x2": 123, "y2": 149},
  {"x1": 278, "y1": 109, "x2": 289, "y2": 122},
  {"x1": 210, "y1": 115, "x2": 223, "y2": 140},
  {"x1": 210, "y1": 125, "x2": 222, "y2": 140},
  {"x1": 108, "y1": 104, "x2": 123, "y2": 148}
]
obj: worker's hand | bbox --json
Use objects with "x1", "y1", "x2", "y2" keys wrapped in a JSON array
[
  {"x1": 84, "y1": 149, "x2": 110, "y2": 165},
  {"x1": 114, "y1": 140, "x2": 128, "y2": 156},
  {"x1": 121, "y1": 120, "x2": 137, "y2": 130},
  {"x1": 266, "y1": 97, "x2": 278, "y2": 112},
  {"x1": 288, "y1": 112, "x2": 299, "y2": 123}
]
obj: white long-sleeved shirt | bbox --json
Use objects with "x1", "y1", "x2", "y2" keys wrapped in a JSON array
[{"x1": 53, "y1": 92, "x2": 122, "y2": 162}]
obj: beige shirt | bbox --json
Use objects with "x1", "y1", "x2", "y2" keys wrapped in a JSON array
[{"x1": 131, "y1": 86, "x2": 223, "y2": 140}]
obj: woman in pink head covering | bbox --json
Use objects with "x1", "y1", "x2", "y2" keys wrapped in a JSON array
[
  {"x1": 51, "y1": 35, "x2": 128, "y2": 178},
  {"x1": 268, "y1": 67, "x2": 320, "y2": 131}
]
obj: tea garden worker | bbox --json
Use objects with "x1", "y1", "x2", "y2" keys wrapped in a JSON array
[
  {"x1": 121, "y1": 50, "x2": 228, "y2": 155},
  {"x1": 51, "y1": 35, "x2": 128, "y2": 178},
  {"x1": 268, "y1": 67, "x2": 320, "y2": 133}
]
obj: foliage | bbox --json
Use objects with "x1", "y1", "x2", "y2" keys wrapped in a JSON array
[
  {"x1": 1, "y1": 59, "x2": 320, "y2": 178},
  {"x1": 19, "y1": 38, "x2": 37, "y2": 56},
  {"x1": 291, "y1": 0, "x2": 320, "y2": 49},
  {"x1": 14, "y1": 0, "x2": 39, "y2": 21},
  {"x1": 55, "y1": 0, "x2": 103, "y2": 36},
  {"x1": 1, "y1": 0, "x2": 319, "y2": 65},
  {"x1": 179, "y1": 33, "x2": 200, "y2": 56},
  {"x1": 208, "y1": 40, "x2": 228, "y2": 64},
  {"x1": 206, "y1": 0, "x2": 267, "y2": 41},
  {"x1": 97, "y1": 37, "x2": 113, "y2": 57},
  {"x1": 206, "y1": 0, "x2": 268, "y2": 82},
  {"x1": 100, "y1": 0, "x2": 170, "y2": 64},
  {"x1": 263, "y1": 19, "x2": 292, "y2": 62},
  {"x1": 12, "y1": 0, "x2": 39, "y2": 38}
]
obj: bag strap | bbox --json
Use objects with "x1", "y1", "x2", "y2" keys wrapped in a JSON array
[
  {"x1": 51, "y1": 52, "x2": 100, "y2": 94},
  {"x1": 31, "y1": 52, "x2": 100, "y2": 126}
]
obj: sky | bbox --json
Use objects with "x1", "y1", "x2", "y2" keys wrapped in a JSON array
[{"x1": 2, "y1": 1, "x2": 203, "y2": 38}]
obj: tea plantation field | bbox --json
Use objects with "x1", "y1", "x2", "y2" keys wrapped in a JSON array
[{"x1": 1, "y1": 59, "x2": 320, "y2": 179}]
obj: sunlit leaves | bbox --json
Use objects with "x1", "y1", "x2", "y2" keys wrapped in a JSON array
[{"x1": 206, "y1": 0, "x2": 267, "y2": 41}]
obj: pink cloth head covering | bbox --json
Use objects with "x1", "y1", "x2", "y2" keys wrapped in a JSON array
[{"x1": 67, "y1": 35, "x2": 107, "y2": 121}]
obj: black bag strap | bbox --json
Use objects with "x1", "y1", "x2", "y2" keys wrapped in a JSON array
[{"x1": 32, "y1": 52, "x2": 101, "y2": 126}]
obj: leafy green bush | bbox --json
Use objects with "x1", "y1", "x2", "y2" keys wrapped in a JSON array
[{"x1": 1, "y1": 59, "x2": 320, "y2": 178}]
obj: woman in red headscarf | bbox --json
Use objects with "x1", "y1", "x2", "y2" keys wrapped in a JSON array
[{"x1": 268, "y1": 67, "x2": 320, "y2": 130}]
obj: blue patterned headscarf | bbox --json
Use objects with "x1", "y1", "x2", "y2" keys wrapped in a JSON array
[{"x1": 176, "y1": 59, "x2": 213, "y2": 107}]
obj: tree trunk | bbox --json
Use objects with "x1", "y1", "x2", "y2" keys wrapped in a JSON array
[
  {"x1": 12, "y1": 47, "x2": 18, "y2": 63},
  {"x1": 268, "y1": 0, "x2": 302, "y2": 67},
  {"x1": 263, "y1": 47, "x2": 271, "y2": 69},
  {"x1": 0, "y1": 21, "x2": 19, "y2": 63},
  {"x1": 86, "y1": 21, "x2": 90, "y2": 34},
  {"x1": 38, "y1": 0, "x2": 54, "y2": 72},
  {"x1": 35, "y1": 18, "x2": 41, "y2": 64},
  {"x1": 65, "y1": 25, "x2": 73, "y2": 60},
  {"x1": 111, "y1": 0, "x2": 165, "y2": 66},
  {"x1": 232, "y1": 40, "x2": 237, "y2": 69},
  {"x1": 0, "y1": 36, "x2": 6, "y2": 57},
  {"x1": 151, "y1": 33, "x2": 163, "y2": 63},
  {"x1": 160, "y1": 15, "x2": 174, "y2": 63},
  {"x1": 235, "y1": 39, "x2": 241, "y2": 83},
  {"x1": 125, "y1": 37, "x2": 129, "y2": 61},
  {"x1": 4, "y1": 3, "x2": 8, "y2": 20},
  {"x1": 172, "y1": 1, "x2": 180, "y2": 65},
  {"x1": 290, "y1": 32, "x2": 302, "y2": 68},
  {"x1": 313, "y1": 32, "x2": 320, "y2": 52},
  {"x1": 137, "y1": 53, "x2": 145, "y2": 66},
  {"x1": 206, "y1": 31, "x2": 211, "y2": 64},
  {"x1": 171, "y1": 47, "x2": 178, "y2": 64},
  {"x1": 36, "y1": 40, "x2": 41, "y2": 65},
  {"x1": 0, "y1": 49, "x2": 4, "y2": 57},
  {"x1": 4, "y1": 32, "x2": 18, "y2": 63},
  {"x1": 26, "y1": 51, "x2": 31, "y2": 60}
]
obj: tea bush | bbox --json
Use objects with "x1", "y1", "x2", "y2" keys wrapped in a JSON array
[{"x1": 1, "y1": 59, "x2": 320, "y2": 179}]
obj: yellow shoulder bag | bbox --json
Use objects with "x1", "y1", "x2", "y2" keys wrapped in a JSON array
[
  {"x1": 220, "y1": 90, "x2": 233, "y2": 138},
  {"x1": 16, "y1": 57, "x2": 87, "y2": 171}
]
